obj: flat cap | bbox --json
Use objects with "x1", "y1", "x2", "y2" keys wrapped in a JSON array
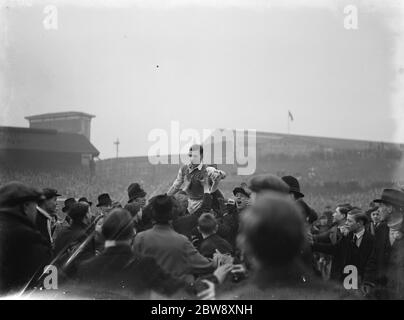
[
  {"x1": 0, "y1": 181, "x2": 44, "y2": 207},
  {"x1": 248, "y1": 174, "x2": 290, "y2": 194}
]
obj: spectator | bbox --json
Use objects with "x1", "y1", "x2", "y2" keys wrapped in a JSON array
[
  {"x1": 282, "y1": 175, "x2": 318, "y2": 224},
  {"x1": 0, "y1": 182, "x2": 52, "y2": 295},
  {"x1": 53, "y1": 202, "x2": 95, "y2": 275},
  {"x1": 52, "y1": 197, "x2": 76, "y2": 240},
  {"x1": 197, "y1": 212, "x2": 233, "y2": 258},
  {"x1": 312, "y1": 204, "x2": 353, "y2": 245},
  {"x1": 74, "y1": 208, "x2": 188, "y2": 299},
  {"x1": 36, "y1": 188, "x2": 61, "y2": 245},
  {"x1": 369, "y1": 189, "x2": 404, "y2": 299},
  {"x1": 133, "y1": 194, "x2": 221, "y2": 282},
  {"x1": 248, "y1": 174, "x2": 289, "y2": 202},
  {"x1": 310, "y1": 210, "x2": 376, "y2": 287},
  {"x1": 216, "y1": 185, "x2": 250, "y2": 248},
  {"x1": 222, "y1": 192, "x2": 353, "y2": 299},
  {"x1": 127, "y1": 183, "x2": 147, "y2": 208},
  {"x1": 95, "y1": 193, "x2": 113, "y2": 216}
]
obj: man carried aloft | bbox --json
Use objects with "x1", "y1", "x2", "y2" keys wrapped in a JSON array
[{"x1": 167, "y1": 144, "x2": 226, "y2": 214}]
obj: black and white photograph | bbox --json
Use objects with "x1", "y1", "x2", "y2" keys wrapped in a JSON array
[{"x1": 1, "y1": 0, "x2": 404, "y2": 304}]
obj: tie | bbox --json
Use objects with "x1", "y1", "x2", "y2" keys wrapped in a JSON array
[{"x1": 353, "y1": 235, "x2": 359, "y2": 247}]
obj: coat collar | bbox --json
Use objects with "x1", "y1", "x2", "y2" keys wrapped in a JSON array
[
  {"x1": 188, "y1": 162, "x2": 204, "y2": 172},
  {"x1": 37, "y1": 206, "x2": 53, "y2": 220},
  {"x1": 102, "y1": 243, "x2": 133, "y2": 256},
  {"x1": 153, "y1": 223, "x2": 173, "y2": 231},
  {"x1": 353, "y1": 228, "x2": 365, "y2": 239}
]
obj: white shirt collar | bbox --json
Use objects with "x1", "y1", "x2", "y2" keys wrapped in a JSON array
[
  {"x1": 189, "y1": 161, "x2": 204, "y2": 171},
  {"x1": 105, "y1": 240, "x2": 117, "y2": 248},
  {"x1": 105, "y1": 240, "x2": 132, "y2": 248},
  {"x1": 354, "y1": 228, "x2": 365, "y2": 239}
]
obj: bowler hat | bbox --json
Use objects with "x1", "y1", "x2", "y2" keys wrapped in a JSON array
[
  {"x1": 0, "y1": 181, "x2": 44, "y2": 207},
  {"x1": 248, "y1": 174, "x2": 290, "y2": 194},
  {"x1": 127, "y1": 183, "x2": 146, "y2": 203},
  {"x1": 68, "y1": 202, "x2": 89, "y2": 222},
  {"x1": 78, "y1": 197, "x2": 93, "y2": 206},
  {"x1": 62, "y1": 197, "x2": 77, "y2": 212},
  {"x1": 373, "y1": 188, "x2": 404, "y2": 208},
  {"x1": 96, "y1": 193, "x2": 113, "y2": 207},
  {"x1": 281, "y1": 176, "x2": 304, "y2": 198}
]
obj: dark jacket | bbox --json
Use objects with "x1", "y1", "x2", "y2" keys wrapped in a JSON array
[
  {"x1": 370, "y1": 222, "x2": 404, "y2": 299},
  {"x1": 54, "y1": 222, "x2": 88, "y2": 255},
  {"x1": 210, "y1": 189, "x2": 226, "y2": 217},
  {"x1": 312, "y1": 229, "x2": 376, "y2": 283},
  {"x1": 53, "y1": 222, "x2": 95, "y2": 276},
  {"x1": 367, "y1": 222, "x2": 390, "y2": 280},
  {"x1": 173, "y1": 193, "x2": 212, "y2": 240},
  {"x1": 134, "y1": 224, "x2": 215, "y2": 282},
  {"x1": 0, "y1": 207, "x2": 52, "y2": 295},
  {"x1": 383, "y1": 234, "x2": 404, "y2": 299},
  {"x1": 217, "y1": 204, "x2": 240, "y2": 248},
  {"x1": 199, "y1": 233, "x2": 233, "y2": 258},
  {"x1": 297, "y1": 199, "x2": 318, "y2": 224},
  {"x1": 74, "y1": 244, "x2": 186, "y2": 298}
]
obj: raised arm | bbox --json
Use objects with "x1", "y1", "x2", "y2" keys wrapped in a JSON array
[{"x1": 167, "y1": 167, "x2": 185, "y2": 196}]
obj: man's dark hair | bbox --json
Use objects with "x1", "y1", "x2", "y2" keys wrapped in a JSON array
[
  {"x1": 102, "y1": 208, "x2": 134, "y2": 241},
  {"x1": 241, "y1": 193, "x2": 304, "y2": 267},
  {"x1": 336, "y1": 204, "x2": 354, "y2": 217},
  {"x1": 152, "y1": 194, "x2": 174, "y2": 224},
  {"x1": 68, "y1": 202, "x2": 89, "y2": 223},
  {"x1": 349, "y1": 211, "x2": 369, "y2": 226},
  {"x1": 198, "y1": 212, "x2": 217, "y2": 234},
  {"x1": 189, "y1": 144, "x2": 203, "y2": 157}
]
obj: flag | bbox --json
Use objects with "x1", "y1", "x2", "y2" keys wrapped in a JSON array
[{"x1": 288, "y1": 110, "x2": 294, "y2": 121}]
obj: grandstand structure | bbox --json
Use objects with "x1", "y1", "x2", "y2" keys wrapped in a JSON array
[
  {"x1": 25, "y1": 111, "x2": 95, "y2": 141},
  {"x1": 0, "y1": 112, "x2": 99, "y2": 169},
  {"x1": 96, "y1": 129, "x2": 404, "y2": 197}
]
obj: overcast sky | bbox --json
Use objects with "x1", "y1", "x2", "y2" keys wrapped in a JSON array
[{"x1": 1, "y1": 0, "x2": 403, "y2": 159}]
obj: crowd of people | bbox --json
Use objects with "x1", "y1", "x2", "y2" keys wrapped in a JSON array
[{"x1": 0, "y1": 144, "x2": 404, "y2": 300}]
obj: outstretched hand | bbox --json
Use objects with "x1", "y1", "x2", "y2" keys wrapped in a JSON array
[
  {"x1": 213, "y1": 250, "x2": 234, "y2": 267},
  {"x1": 213, "y1": 263, "x2": 234, "y2": 284},
  {"x1": 197, "y1": 280, "x2": 215, "y2": 300}
]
